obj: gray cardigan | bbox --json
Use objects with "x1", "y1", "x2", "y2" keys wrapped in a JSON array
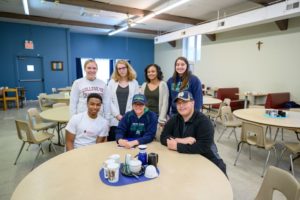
[{"x1": 141, "y1": 81, "x2": 169, "y2": 124}]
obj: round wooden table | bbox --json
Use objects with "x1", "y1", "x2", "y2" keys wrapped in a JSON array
[
  {"x1": 11, "y1": 142, "x2": 233, "y2": 200},
  {"x1": 46, "y1": 93, "x2": 70, "y2": 104},
  {"x1": 40, "y1": 106, "x2": 70, "y2": 123},
  {"x1": 203, "y1": 96, "x2": 222, "y2": 105},
  {"x1": 57, "y1": 87, "x2": 71, "y2": 93},
  {"x1": 40, "y1": 106, "x2": 70, "y2": 146},
  {"x1": 233, "y1": 108, "x2": 300, "y2": 129}
]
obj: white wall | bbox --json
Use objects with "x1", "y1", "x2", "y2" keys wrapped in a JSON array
[
  {"x1": 155, "y1": 17, "x2": 300, "y2": 102},
  {"x1": 154, "y1": 40, "x2": 183, "y2": 80}
]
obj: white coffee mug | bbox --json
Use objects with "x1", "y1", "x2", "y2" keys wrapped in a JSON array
[
  {"x1": 107, "y1": 163, "x2": 120, "y2": 183},
  {"x1": 103, "y1": 159, "x2": 115, "y2": 179}
]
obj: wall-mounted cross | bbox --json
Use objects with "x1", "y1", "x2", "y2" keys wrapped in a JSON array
[{"x1": 257, "y1": 41, "x2": 263, "y2": 51}]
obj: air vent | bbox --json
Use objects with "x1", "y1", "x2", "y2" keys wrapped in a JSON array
[
  {"x1": 286, "y1": 1, "x2": 299, "y2": 10},
  {"x1": 80, "y1": 8, "x2": 102, "y2": 17}
]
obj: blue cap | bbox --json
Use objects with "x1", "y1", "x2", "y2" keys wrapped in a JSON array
[
  {"x1": 132, "y1": 94, "x2": 147, "y2": 104},
  {"x1": 174, "y1": 91, "x2": 194, "y2": 102}
]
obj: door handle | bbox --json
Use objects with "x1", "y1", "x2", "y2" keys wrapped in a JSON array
[{"x1": 19, "y1": 79, "x2": 42, "y2": 82}]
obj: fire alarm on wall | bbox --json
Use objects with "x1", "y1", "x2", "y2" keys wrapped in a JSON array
[{"x1": 25, "y1": 40, "x2": 34, "y2": 49}]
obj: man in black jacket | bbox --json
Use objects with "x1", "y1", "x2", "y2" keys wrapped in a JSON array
[{"x1": 161, "y1": 91, "x2": 226, "y2": 175}]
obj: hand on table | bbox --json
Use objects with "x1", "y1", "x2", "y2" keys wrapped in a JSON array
[
  {"x1": 175, "y1": 137, "x2": 196, "y2": 145},
  {"x1": 167, "y1": 138, "x2": 177, "y2": 151}
]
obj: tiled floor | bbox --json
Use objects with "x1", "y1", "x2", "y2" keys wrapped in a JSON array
[{"x1": 0, "y1": 103, "x2": 299, "y2": 200}]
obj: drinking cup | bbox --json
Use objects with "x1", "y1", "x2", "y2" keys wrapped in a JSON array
[
  {"x1": 128, "y1": 159, "x2": 142, "y2": 174},
  {"x1": 147, "y1": 153, "x2": 159, "y2": 168},
  {"x1": 107, "y1": 163, "x2": 120, "y2": 183},
  {"x1": 144, "y1": 165, "x2": 158, "y2": 179},
  {"x1": 103, "y1": 159, "x2": 115, "y2": 179}
]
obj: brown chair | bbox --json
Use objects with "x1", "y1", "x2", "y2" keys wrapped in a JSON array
[
  {"x1": 14, "y1": 120, "x2": 56, "y2": 170},
  {"x1": 0, "y1": 88, "x2": 19, "y2": 110},
  {"x1": 255, "y1": 166, "x2": 300, "y2": 200},
  {"x1": 265, "y1": 92, "x2": 290, "y2": 109},
  {"x1": 234, "y1": 122, "x2": 277, "y2": 177},
  {"x1": 213, "y1": 87, "x2": 245, "y2": 111}
]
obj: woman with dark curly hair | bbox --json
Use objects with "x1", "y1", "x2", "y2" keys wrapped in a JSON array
[
  {"x1": 141, "y1": 64, "x2": 169, "y2": 129},
  {"x1": 167, "y1": 57, "x2": 202, "y2": 115}
]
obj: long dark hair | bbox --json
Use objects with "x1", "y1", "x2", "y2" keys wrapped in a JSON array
[
  {"x1": 172, "y1": 56, "x2": 191, "y2": 91},
  {"x1": 144, "y1": 64, "x2": 163, "y2": 82}
]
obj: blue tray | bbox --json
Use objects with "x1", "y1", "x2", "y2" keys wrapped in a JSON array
[
  {"x1": 99, "y1": 164, "x2": 159, "y2": 186},
  {"x1": 264, "y1": 114, "x2": 287, "y2": 119}
]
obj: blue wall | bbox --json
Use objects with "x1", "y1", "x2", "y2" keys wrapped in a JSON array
[
  {"x1": 0, "y1": 21, "x2": 69, "y2": 93},
  {"x1": 0, "y1": 21, "x2": 154, "y2": 95},
  {"x1": 70, "y1": 33, "x2": 154, "y2": 84}
]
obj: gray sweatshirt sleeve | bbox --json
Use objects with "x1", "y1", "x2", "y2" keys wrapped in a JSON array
[{"x1": 69, "y1": 80, "x2": 79, "y2": 116}]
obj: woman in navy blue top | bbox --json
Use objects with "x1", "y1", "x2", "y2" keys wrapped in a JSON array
[{"x1": 167, "y1": 56, "x2": 203, "y2": 115}]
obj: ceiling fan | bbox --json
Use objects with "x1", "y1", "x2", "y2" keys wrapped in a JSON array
[{"x1": 124, "y1": 14, "x2": 146, "y2": 28}]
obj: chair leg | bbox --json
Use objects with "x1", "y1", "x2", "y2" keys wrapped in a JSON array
[
  {"x1": 31, "y1": 144, "x2": 42, "y2": 171},
  {"x1": 49, "y1": 140, "x2": 57, "y2": 153},
  {"x1": 227, "y1": 128, "x2": 234, "y2": 139},
  {"x1": 290, "y1": 154, "x2": 295, "y2": 176},
  {"x1": 26, "y1": 144, "x2": 31, "y2": 151},
  {"x1": 265, "y1": 126, "x2": 272, "y2": 140},
  {"x1": 261, "y1": 150, "x2": 271, "y2": 177},
  {"x1": 233, "y1": 128, "x2": 238, "y2": 143},
  {"x1": 274, "y1": 148, "x2": 278, "y2": 166},
  {"x1": 14, "y1": 142, "x2": 26, "y2": 165},
  {"x1": 217, "y1": 127, "x2": 227, "y2": 142},
  {"x1": 279, "y1": 148, "x2": 287, "y2": 166},
  {"x1": 274, "y1": 128, "x2": 280, "y2": 141},
  {"x1": 234, "y1": 143, "x2": 244, "y2": 166},
  {"x1": 249, "y1": 145, "x2": 252, "y2": 160}
]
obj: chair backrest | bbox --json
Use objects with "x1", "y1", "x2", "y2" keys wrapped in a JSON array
[
  {"x1": 223, "y1": 98, "x2": 231, "y2": 106},
  {"x1": 15, "y1": 120, "x2": 37, "y2": 143},
  {"x1": 221, "y1": 105, "x2": 234, "y2": 123},
  {"x1": 27, "y1": 108, "x2": 43, "y2": 128},
  {"x1": 217, "y1": 88, "x2": 239, "y2": 101},
  {"x1": 241, "y1": 122, "x2": 265, "y2": 147},
  {"x1": 255, "y1": 166, "x2": 300, "y2": 200},
  {"x1": 265, "y1": 92, "x2": 290, "y2": 109}
]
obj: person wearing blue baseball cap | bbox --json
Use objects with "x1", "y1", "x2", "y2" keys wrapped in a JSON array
[
  {"x1": 160, "y1": 91, "x2": 227, "y2": 175},
  {"x1": 115, "y1": 94, "x2": 158, "y2": 149}
]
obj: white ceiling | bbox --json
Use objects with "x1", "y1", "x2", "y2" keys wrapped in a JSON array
[{"x1": 0, "y1": 0, "x2": 279, "y2": 39}]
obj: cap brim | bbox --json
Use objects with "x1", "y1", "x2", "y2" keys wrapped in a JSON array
[{"x1": 132, "y1": 100, "x2": 145, "y2": 104}]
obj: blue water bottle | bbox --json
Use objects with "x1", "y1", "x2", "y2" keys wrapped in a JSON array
[{"x1": 137, "y1": 145, "x2": 147, "y2": 165}]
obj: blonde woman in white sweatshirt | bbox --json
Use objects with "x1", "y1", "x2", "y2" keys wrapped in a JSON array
[
  {"x1": 107, "y1": 60, "x2": 139, "y2": 141},
  {"x1": 69, "y1": 59, "x2": 110, "y2": 120}
]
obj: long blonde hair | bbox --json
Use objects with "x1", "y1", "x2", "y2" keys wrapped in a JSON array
[{"x1": 111, "y1": 60, "x2": 137, "y2": 81}]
